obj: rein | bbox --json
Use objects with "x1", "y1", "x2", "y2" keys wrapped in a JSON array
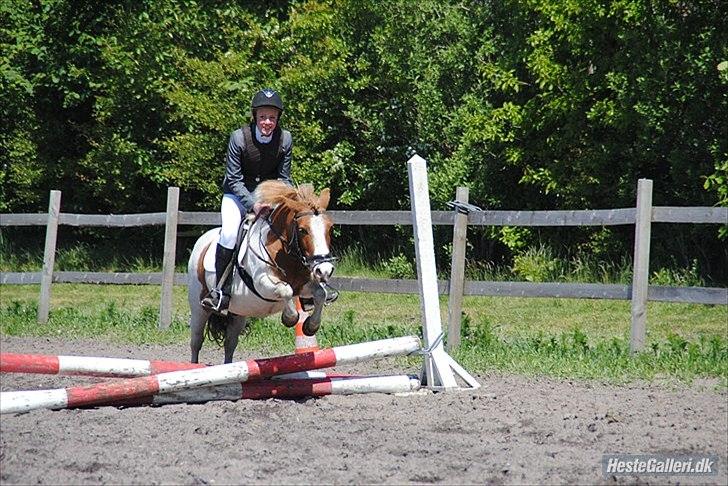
[{"x1": 247, "y1": 212, "x2": 286, "y2": 275}]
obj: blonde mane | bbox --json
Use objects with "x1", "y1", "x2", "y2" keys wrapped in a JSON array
[{"x1": 254, "y1": 180, "x2": 330, "y2": 213}]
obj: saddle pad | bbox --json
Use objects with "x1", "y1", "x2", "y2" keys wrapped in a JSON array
[
  {"x1": 202, "y1": 220, "x2": 255, "y2": 273},
  {"x1": 202, "y1": 231, "x2": 221, "y2": 272}
]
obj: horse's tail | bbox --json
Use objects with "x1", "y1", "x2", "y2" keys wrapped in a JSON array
[{"x1": 205, "y1": 314, "x2": 227, "y2": 348}]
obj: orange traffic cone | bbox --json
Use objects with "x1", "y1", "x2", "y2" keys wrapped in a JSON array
[{"x1": 294, "y1": 297, "x2": 320, "y2": 354}]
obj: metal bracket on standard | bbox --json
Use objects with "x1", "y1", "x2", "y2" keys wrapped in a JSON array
[{"x1": 446, "y1": 200, "x2": 483, "y2": 215}]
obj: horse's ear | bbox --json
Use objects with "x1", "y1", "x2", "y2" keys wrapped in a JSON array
[{"x1": 318, "y1": 188, "x2": 331, "y2": 210}]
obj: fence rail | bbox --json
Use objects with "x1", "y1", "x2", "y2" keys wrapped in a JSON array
[
  {"x1": 2, "y1": 272, "x2": 724, "y2": 305},
  {"x1": 1, "y1": 180, "x2": 726, "y2": 353},
  {"x1": 6, "y1": 206, "x2": 725, "y2": 228}
]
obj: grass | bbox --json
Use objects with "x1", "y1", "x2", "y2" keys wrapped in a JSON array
[
  {"x1": 6, "y1": 234, "x2": 719, "y2": 285},
  {"x1": 0, "y1": 230, "x2": 172, "y2": 273},
  {"x1": 454, "y1": 318, "x2": 726, "y2": 383},
  {"x1": 1, "y1": 284, "x2": 726, "y2": 385}
]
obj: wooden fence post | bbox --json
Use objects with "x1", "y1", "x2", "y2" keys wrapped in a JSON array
[
  {"x1": 630, "y1": 179, "x2": 653, "y2": 354},
  {"x1": 159, "y1": 187, "x2": 180, "y2": 329},
  {"x1": 38, "y1": 190, "x2": 61, "y2": 324},
  {"x1": 447, "y1": 187, "x2": 469, "y2": 351}
]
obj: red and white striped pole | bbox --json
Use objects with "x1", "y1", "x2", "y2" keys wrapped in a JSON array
[
  {"x1": 0, "y1": 354, "x2": 348, "y2": 380},
  {"x1": 0, "y1": 335, "x2": 420, "y2": 414},
  {"x1": 106, "y1": 375, "x2": 421, "y2": 407},
  {"x1": 0, "y1": 353, "x2": 205, "y2": 377}
]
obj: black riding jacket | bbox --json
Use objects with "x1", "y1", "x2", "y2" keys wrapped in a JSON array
[{"x1": 222, "y1": 123, "x2": 293, "y2": 212}]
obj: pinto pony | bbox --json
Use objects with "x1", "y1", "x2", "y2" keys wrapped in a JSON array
[{"x1": 188, "y1": 181, "x2": 335, "y2": 363}]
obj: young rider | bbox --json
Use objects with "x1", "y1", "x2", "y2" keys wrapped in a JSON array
[{"x1": 201, "y1": 88, "x2": 293, "y2": 315}]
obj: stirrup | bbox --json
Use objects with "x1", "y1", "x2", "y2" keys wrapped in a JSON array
[
  {"x1": 323, "y1": 283, "x2": 339, "y2": 305},
  {"x1": 201, "y1": 289, "x2": 230, "y2": 316},
  {"x1": 299, "y1": 283, "x2": 339, "y2": 312}
]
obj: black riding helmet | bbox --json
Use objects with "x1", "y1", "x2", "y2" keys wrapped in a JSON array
[{"x1": 251, "y1": 88, "x2": 284, "y2": 113}]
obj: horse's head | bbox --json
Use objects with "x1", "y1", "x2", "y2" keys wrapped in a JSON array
[{"x1": 255, "y1": 181, "x2": 335, "y2": 284}]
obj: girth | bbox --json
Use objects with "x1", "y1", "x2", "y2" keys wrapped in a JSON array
[{"x1": 236, "y1": 263, "x2": 279, "y2": 303}]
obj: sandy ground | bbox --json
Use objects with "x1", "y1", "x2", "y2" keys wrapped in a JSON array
[{"x1": 0, "y1": 335, "x2": 726, "y2": 485}]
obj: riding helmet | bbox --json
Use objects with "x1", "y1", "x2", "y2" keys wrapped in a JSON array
[{"x1": 251, "y1": 88, "x2": 284, "y2": 112}]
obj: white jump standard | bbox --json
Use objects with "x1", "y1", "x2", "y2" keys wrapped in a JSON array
[{"x1": 407, "y1": 155, "x2": 480, "y2": 391}]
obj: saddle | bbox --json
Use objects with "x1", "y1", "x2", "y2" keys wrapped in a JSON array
[{"x1": 200, "y1": 215, "x2": 254, "y2": 315}]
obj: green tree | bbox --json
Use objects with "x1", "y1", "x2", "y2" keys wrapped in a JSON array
[{"x1": 1, "y1": 0, "x2": 725, "y2": 280}]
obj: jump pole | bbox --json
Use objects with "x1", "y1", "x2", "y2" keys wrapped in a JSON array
[
  {"x1": 0, "y1": 353, "x2": 205, "y2": 377},
  {"x1": 103, "y1": 375, "x2": 421, "y2": 407},
  {"x1": 0, "y1": 353, "x2": 347, "y2": 380},
  {"x1": 407, "y1": 155, "x2": 480, "y2": 391},
  {"x1": 0, "y1": 335, "x2": 420, "y2": 414},
  {"x1": 0, "y1": 353, "x2": 408, "y2": 405}
]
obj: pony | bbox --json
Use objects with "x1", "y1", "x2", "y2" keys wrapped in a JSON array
[{"x1": 187, "y1": 181, "x2": 335, "y2": 363}]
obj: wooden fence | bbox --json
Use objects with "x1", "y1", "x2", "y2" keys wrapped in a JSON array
[{"x1": 1, "y1": 181, "x2": 726, "y2": 353}]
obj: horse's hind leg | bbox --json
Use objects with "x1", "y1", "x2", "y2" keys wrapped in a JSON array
[
  {"x1": 224, "y1": 315, "x2": 247, "y2": 364},
  {"x1": 190, "y1": 306, "x2": 209, "y2": 364}
]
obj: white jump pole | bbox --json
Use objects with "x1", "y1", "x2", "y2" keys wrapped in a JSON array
[
  {"x1": 104, "y1": 375, "x2": 422, "y2": 407},
  {"x1": 0, "y1": 353, "x2": 206, "y2": 377},
  {"x1": 0, "y1": 353, "x2": 347, "y2": 380},
  {"x1": 407, "y1": 155, "x2": 480, "y2": 391},
  {"x1": 0, "y1": 335, "x2": 420, "y2": 414}
]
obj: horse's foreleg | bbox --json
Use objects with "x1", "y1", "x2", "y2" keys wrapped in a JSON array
[
  {"x1": 190, "y1": 306, "x2": 209, "y2": 364},
  {"x1": 281, "y1": 298, "x2": 298, "y2": 327},
  {"x1": 256, "y1": 274, "x2": 293, "y2": 300},
  {"x1": 255, "y1": 273, "x2": 297, "y2": 325},
  {"x1": 302, "y1": 284, "x2": 327, "y2": 336},
  {"x1": 224, "y1": 315, "x2": 247, "y2": 364}
]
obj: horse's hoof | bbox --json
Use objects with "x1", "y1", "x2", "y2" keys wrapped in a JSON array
[
  {"x1": 302, "y1": 315, "x2": 320, "y2": 336},
  {"x1": 281, "y1": 312, "x2": 298, "y2": 328}
]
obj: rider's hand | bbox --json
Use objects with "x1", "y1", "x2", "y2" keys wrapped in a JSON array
[{"x1": 253, "y1": 202, "x2": 271, "y2": 217}]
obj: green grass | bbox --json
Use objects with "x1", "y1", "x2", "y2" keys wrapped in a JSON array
[
  {"x1": 3, "y1": 234, "x2": 722, "y2": 285},
  {"x1": 0, "y1": 232, "x2": 173, "y2": 273},
  {"x1": 454, "y1": 318, "x2": 726, "y2": 383},
  {"x1": 1, "y1": 284, "x2": 726, "y2": 384}
]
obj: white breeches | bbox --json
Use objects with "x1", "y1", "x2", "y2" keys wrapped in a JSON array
[{"x1": 219, "y1": 194, "x2": 245, "y2": 249}]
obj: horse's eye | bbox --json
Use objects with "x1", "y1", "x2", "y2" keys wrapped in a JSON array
[{"x1": 298, "y1": 227, "x2": 308, "y2": 235}]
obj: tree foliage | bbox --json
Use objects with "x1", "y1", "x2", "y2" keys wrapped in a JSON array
[{"x1": 2, "y1": 0, "x2": 726, "y2": 277}]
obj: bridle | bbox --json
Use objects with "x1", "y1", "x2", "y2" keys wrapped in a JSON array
[
  {"x1": 253, "y1": 205, "x2": 336, "y2": 276},
  {"x1": 289, "y1": 210, "x2": 337, "y2": 270}
]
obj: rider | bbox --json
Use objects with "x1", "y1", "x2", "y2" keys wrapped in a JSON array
[{"x1": 201, "y1": 88, "x2": 293, "y2": 315}]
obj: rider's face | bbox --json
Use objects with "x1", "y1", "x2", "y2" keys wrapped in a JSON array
[{"x1": 256, "y1": 107, "x2": 280, "y2": 137}]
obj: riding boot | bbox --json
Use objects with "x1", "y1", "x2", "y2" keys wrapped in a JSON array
[{"x1": 201, "y1": 244, "x2": 235, "y2": 315}]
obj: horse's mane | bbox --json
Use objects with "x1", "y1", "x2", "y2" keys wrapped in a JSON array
[{"x1": 254, "y1": 180, "x2": 329, "y2": 213}]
